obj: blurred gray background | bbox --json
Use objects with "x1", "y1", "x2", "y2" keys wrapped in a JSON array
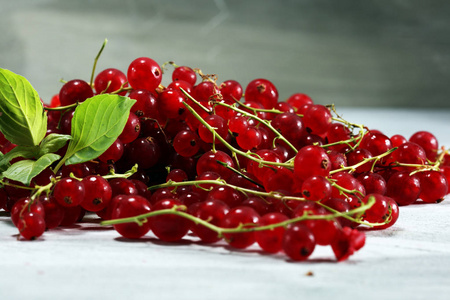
[{"x1": 1, "y1": 0, "x2": 450, "y2": 107}]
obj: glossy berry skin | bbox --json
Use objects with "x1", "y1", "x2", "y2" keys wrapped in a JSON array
[
  {"x1": 302, "y1": 104, "x2": 332, "y2": 135},
  {"x1": 282, "y1": 223, "x2": 316, "y2": 261},
  {"x1": 166, "y1": 169, "x2": 188, "y2": 183},
  {"x1": 222, "y1": 206, "x2": 260, "y2": 249},
  {"x1": 301, "y1": 175, "x2": 332, "y2": 202},
  {"x1": 244, "y1": 78, "x2": 278, "y2": 109},
  {"x1": 173, "y1": 130, "x2": 200, "y2": 157},
  {"x1": 236, "y1": 127, "x2": 262, "y2": 150},
  {"x1": 112, "y1": 195, "x2": 152, "y2": 239},
  {"x1": 11, "y1": 197, "x2": 45, "y2": 227},
  {"x1": 220, "y1": 80, "x2": 243, "y2": 103},
  {"x1": 206, "y1": 185, "x2": 245, "y2": 208},
  {"x1": 158, "y1": 89, "x2": 187, "y2": 119},
  {"x1": 149, "y1": 199, "x2": 190, "y2": 242},
  {"x1": 198, "y1": 114, "x2": 228, "y2": 143},
  {"x1": 196, "y1": 150, "x2": 235, "y2": 181},
  {"x1": 331, "y1": 227, "x2": 365, "y2": 262},
  {"x1": 255, "y1": 212, "x2": 289, "y2": 253},
  {"x1": 126, "y1": 137, "x2": 161, "y2": 169},
  {"x1": 109, "y1": 178, "x2": 138, "y2": 198},
  {"x1": 128, "y1": 89, "x2": 158, "y2": 118},
  {"x1": 98, "y1": 138, "x2": 124, "y2": 163},
  {"x1": 53, "y1": 177, "x2": 86, "y2": 208},
  {"x1": 362, "y1": 193, "x2": 389, "y2": 223},
  {"x1": 81, "y1": 175, "x2": 113, "y2": 212},
  {"x1": 304, "y1": 217, "x2": 340, "y2": 246},
  {"x1": 418, "y1": 171, "x2": 448, "y2": 203},
  {"x1": 94, "y1": 68, "x2": 128, "y2": 95},
  {"x1": 271, "y1": 112, "x2": 304, "y2": 145},
  {"x1": 386, "y1": 171, "x2": 421, "y2": 206},
  {"x1": 263, "y1": 166, "x2": 295, "y2": 194},
  {"x1": 391, "y1": 134, "x2": 407, "y2": 148},
  {"x1": 118, "y1": 113, "x2": 141, "y2": 144},
  {"x1": 357, "y1": 172, "x2": 387, "y2": 195},
  {"x1": 193, "y1": 81, "x2": 217, "y2": 103},
  {"x1": 346, "y1": 148, "x2": 373, "y2": 173},
  {"x1": 286, "y1": 93, "x2": 313, "y2": 111},
  {"x1": 167, "y1": 80, "x2": 193, "y2": 95},
  {"x1": 326, "y1": 124, "x2": 352, "y2": 153},
  {"x1": 376, "y1": 196, "x2": 399, "y2": 230},
  {"x1": 38, "y1": 195, "x2": 65, "y2": 229},
  {"x1": 17, "y1": 211, "x2": 46, "y2": 240},
  {"x1": 294, "y1": 145, "x2": 331, "y2": 181},
  {"x1": 330, "y1": 172, "x2": 366, "y2": 200},
  {"x1": 189, "y1": 200, "x2": 230, "y2": 243},
  {"x1": 59, "y1": 79, "x2": 94, "y2": 106},
  {"x1": 393, "y1": 142, "x2": 427, "y2": 168},
  {"x1": 127, "y1": 57, "x2": 162, "y2": 92},
  {"x1": 360, "y1": 132, "x2": 393, "y2": 157},
  {"x1": 409, "y1": 131, "x2": 439, "y2": 161},
  {"x1": 172, "y1": 66, "x2": 197, "y2": 86}
]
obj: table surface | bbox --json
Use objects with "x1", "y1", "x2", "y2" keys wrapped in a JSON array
[{"x1": 1, "y1": 108, "x2": 450, "y2": 300}]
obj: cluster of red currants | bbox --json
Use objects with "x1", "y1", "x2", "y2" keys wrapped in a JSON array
[{"x1": 1, "y1": 55, "x2": 449, "y2": 262}]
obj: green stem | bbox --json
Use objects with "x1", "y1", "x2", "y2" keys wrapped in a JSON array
[
  {"x1": 101, "y1": 196, "x2": 379, "y2": 234},
  {"x1": 330, "y1": 147, "x2": 397, "y2": 175},
  {"x1": 213, "y1": 101, "x2": 298, "y2": 154},
  {"x1": 44, "y1": 103, "x2": 78, "y2": 111},
  {"x1": 90, "y1": 38, "x2": 108, "y2": 87},
  {"x1": 181, "y1": 99, "x2": 292, "y2": 169}
]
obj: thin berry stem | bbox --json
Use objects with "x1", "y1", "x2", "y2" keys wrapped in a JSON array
[
  {"x1": 101, "y1": 196, "x2": 378, "y2": 235},
  {"x1": 182, "y1": 99, "x2": 292, "y2": 168},
  {"x1": 90, "y1": 38, "x2": 108, "y2": 87},
  {"x1": 213, "y1": 101, "x2": 299, "y2": 154},
  {"x1": 330, "y1": 147, "x2": 397, "y2": 175}
]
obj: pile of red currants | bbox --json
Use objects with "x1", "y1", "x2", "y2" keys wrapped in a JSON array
[{"x1": 1, "y1": 44, "x2": 449, "y2": 262}]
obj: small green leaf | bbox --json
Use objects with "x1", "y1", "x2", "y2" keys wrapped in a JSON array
[
  {"x1": 63, "y1": 94, "x2": 135, "y2": 166},
  {"x1": 0, "y1": 69, "x2": 47, "y2": 146},
  {"x1": 39, "y1": 133, "x2": 72, "y2": 156},
  {"x1": 2, "y1": 153, "x2": 60, "y2": 185},
  {"x1": 0, "y1": 145, "x2": 40, "y2": 172}
]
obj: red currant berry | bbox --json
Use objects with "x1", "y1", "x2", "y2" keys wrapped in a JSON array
[
  {"x1": 282, "y1": 223, "x2": 316, "y2": 261},
  {"x1": 118, "y1": 113, "x2": 141, "y2": 144},
  {"x1": 172, "y1": 66, "x2": 196, "y2": 85},
  {"x1": 255, "y1": 212, "x2": 289, "y2": 253},
  {"x1": 150, "y1": 199, "x2": 190, "y2": 242},
  {"x1": 409, "y1": 131, "x2": 439, "y2": 161},
  {"x1": 244, "y1": 78, "x2": 278, "y2": 109},
  {"x1": 81, "y1": 175, "x2": 113, "y2": 212},
  {"x1": 190, "y1": 199, "x2": 230, "y2": 243},
  {"x1": 222, "y1": 206, "x2": 260, "y2": 249},
  {"x1": 386, "y1": 171, "x2": 421, "y2": 206},
  {"x1": 301, "y1": 175, "x2": 332, "y2": 202},
  {"x1": 17, "y1": 211, "x2": 46, "y2": 240},
  {"x1": 53, "y1": 177, "x2": 86, "y2": 207},
  {"x1": 294, "y1": 145, "x2": 331, "y2": 181},
  {"x1": 129, "y1": 89, "x2": 158, "y2": 118},
  {"x1": 59, "y1": 79, "x2": 93, "y2": 106},
  {"x1": 417, "y1": 170, "x2": 448, "y2": 203},
  {"x1": 127, "y1": 57, "x2": 162, "y2": 92},
  {"x1": 302, "y1": 104, "x2": 332, "y2": 135},
  {"x1": 38, "y1": 195, "x2": 65, "y2": 229},
  {"x1": 94, "y1": 68, "x2": 128, "y2": 95},
  {"x1": 112, "y1": 195, "x2": 152, "y2": 239}
]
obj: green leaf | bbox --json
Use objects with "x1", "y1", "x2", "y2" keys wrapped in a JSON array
[
  {"x1": 39, "y1": 133, "x2": 72, "y2": 156},
  {"x1": 0, "y1": 69, "x2": 47, "y2": 146},
  {"x1": 63, "y1": 94, "x2": 135, "y2": 166},
  {"x1": 0, "y1": 145, "x2": 39, "y2": 172},
  {"x1": 2, "y1": 153, "x2": 60, "y2": 185}
]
